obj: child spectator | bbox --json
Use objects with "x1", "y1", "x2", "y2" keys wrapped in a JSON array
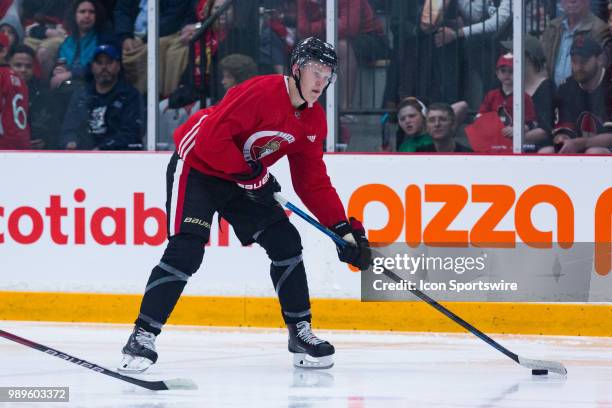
[
  {"x1": 395, "y1": 97, "x2": 434, "y2": 152},
  {"x1": 9, "y1": 44, "x2": 64, "y2": 149},
  {"x1": 0, "y1": 33, "x2": 31, "y2": 150},
  {"x1": 470, "y1": 53, "x2": 545, "y2": 152}
]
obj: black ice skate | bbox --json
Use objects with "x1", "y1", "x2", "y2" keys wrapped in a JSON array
[
  {"x1": 288, "y1": 321, "x2": 335, "y2": 369},
  {"x1": 118, "y1": 326, "x2": 158, "y2": 373}
]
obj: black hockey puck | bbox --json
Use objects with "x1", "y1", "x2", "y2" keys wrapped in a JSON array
[{"x1": 532, "y1": 369, "x2": 548, "y2": 375}]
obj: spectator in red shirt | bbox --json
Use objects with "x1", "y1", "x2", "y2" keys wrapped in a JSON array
[
  {"x1": 478, "y1": 53, "x2": 546, "y2": 151},
  {"x1": 297, "y1": 0, "x2": 387, "y2": 111},
  {"x1": 0, "y1": 32, "x2": 31, "y2": 150}
]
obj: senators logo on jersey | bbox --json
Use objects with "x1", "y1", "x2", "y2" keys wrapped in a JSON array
[
  {"x1": 242, "y1": 131, "x2": 296, "y2": 161},
  {"x1": 576, "y1": 112, "x2": 602, "y2": 139}
]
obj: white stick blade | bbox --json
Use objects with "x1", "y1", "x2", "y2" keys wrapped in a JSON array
[
  {"x1": 518, "y1": 356, "x2": 567, "y2": 376},
  {"x1": 163, "y1": 378, "x2": 198, "y2": 390}
]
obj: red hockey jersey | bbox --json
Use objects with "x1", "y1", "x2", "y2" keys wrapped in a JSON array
[
  {"x1": 174, "y1": 74, "x2": 346, "y2": 227},
  {"x1": 0, "y1": 65, "x2": 30, "y2": 149}
]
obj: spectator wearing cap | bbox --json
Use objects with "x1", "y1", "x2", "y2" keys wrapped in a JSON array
[
  {"x1": 60, "y1": 44, "x2": 144, "y2": 150},
  {"x1": 502, "y1": 35, "x2": 557, "y2": 145},
  {"x1": 541, "y1": 0, "x2": 610, "y2": 86},
  {"x1": 540, "y1": 36, "x2": 612, "y2": 154},
  {"x1": 477, "y1": 53, "x2": 545, "y2": 151}
]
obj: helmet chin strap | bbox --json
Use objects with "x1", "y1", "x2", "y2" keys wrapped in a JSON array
[{"x1": 293, "y1": 69, "x2": 308, "y2": 110}]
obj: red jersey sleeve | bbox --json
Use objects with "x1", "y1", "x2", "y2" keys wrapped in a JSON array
[{"x1": 288, "y1": 118, "x2": 346, "y2": 227}]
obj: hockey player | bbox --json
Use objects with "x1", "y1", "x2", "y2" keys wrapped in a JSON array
[
  {"x1": 0, "y1": 32, "x2": 31, "y2": 150},
  {"x1": 119, "y1": 37, "x2": 371, "y2": 372}
]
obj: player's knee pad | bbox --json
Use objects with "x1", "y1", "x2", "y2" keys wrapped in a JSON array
[
  {"x1": 159, "y1": 233, "x2": 206, "y2": 276},
  {"x1": 256, "y1": 219, "x2": 303, "y2": 261},
  {"x1": 258, "y1": 221, "x2": 310, "y2": 322}
]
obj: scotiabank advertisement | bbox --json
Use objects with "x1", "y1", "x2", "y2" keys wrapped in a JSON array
[{"x1": 0, "y1": 152, "x2": 610, "y2": 301}]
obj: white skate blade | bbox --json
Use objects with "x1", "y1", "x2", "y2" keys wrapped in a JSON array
[
  {"x1": 293, "y1": 353, "x2": 334, "y2": 369},
  {"x1": 118, "y1": 354, "x2": 154, "y2": 373}
]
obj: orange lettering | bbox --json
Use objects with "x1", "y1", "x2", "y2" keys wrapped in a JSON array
[
  {"x1": 470, "y1": 185, "x2": 515, "y2": 247},
  {"x1": 348, "y1": 184, "x2": 403, "y2": 244},
  {"x1": 423, "y1": 185, "x2": 468, "y2": 246},
  {"x1": 515, "y1": 185, "x2": 573, "y2": 248},
  {"x1": 594, "y1": 188, "x2": 612, "y2": 275},
  {"x1": 405, "y1": 185, "x2": 421, "y2": 247}
]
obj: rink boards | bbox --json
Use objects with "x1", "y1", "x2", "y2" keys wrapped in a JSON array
[{"x1": 0, "y1": 152, "x2": 611, "y2": 335}]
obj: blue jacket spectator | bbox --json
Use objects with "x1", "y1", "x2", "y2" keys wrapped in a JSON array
[
  {"x1": 60, "y1": 44, "x2": 144, "y2": 150},
  {"x1": 51, "y1": 0, "x2": 116, "y2": 89}
]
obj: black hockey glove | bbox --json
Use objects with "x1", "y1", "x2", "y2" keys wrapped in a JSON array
[
  {"x1": 233, "y1": 160, "x2": 281, "y2": 206},
  {"x1": 331, "y1": 217, "x2": 371, "y2": 271}
]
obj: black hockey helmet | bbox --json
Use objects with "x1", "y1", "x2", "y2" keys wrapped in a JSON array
[
  {"x1": 290, "y1": 37, "x2": 338, "y2": 73},
  {"x1": 289, "y1": 37, "x2": 338, "y2": 106}
]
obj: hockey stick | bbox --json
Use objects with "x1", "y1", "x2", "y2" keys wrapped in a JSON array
[
  {"x1": 0, "y1": 329, "x2": 198, "y2": 390},
  {"x1": 274, "y1": 193, "x2": 567, "y2": 376}
]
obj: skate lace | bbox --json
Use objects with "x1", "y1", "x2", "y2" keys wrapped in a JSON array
[
  {"x1": 296, "y1": 321, "x2": 324, "y2": 345},
  {"x1": 135, "y1": 328, "x2": 156, "y2": 351}
]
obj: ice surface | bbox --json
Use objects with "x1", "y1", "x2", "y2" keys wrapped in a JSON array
[{"x1": 0, "y1": 321, "x2": 610, "y2": 407}]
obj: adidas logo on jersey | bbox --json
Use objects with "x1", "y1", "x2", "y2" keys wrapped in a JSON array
[{"x1": 307, "y1": 135, "x2": 316, "y2": 143}]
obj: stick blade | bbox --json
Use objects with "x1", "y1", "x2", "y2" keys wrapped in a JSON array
[
  {"x1": 518, "y1": 356, "x2": 567, "y2": 376},
  {"x1": 163, "y1": 378, "x2": 199, "y2": 390}
]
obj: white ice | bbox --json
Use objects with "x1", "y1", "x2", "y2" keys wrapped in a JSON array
[{"x1": 1, "y1": 321, "x2": 611, "y2": 407}]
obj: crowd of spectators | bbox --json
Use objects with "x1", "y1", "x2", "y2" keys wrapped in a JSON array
[{"x1": 0, "y1": 0, "x2": 610, "y2": 154}]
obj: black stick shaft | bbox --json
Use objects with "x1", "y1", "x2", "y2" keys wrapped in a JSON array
[
  {"x1": 0, "y1": 329, "x2": 170, "y2": 390},
  {"x1": 379, "y1": 268, "x2": 519, "y2": 363}
]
